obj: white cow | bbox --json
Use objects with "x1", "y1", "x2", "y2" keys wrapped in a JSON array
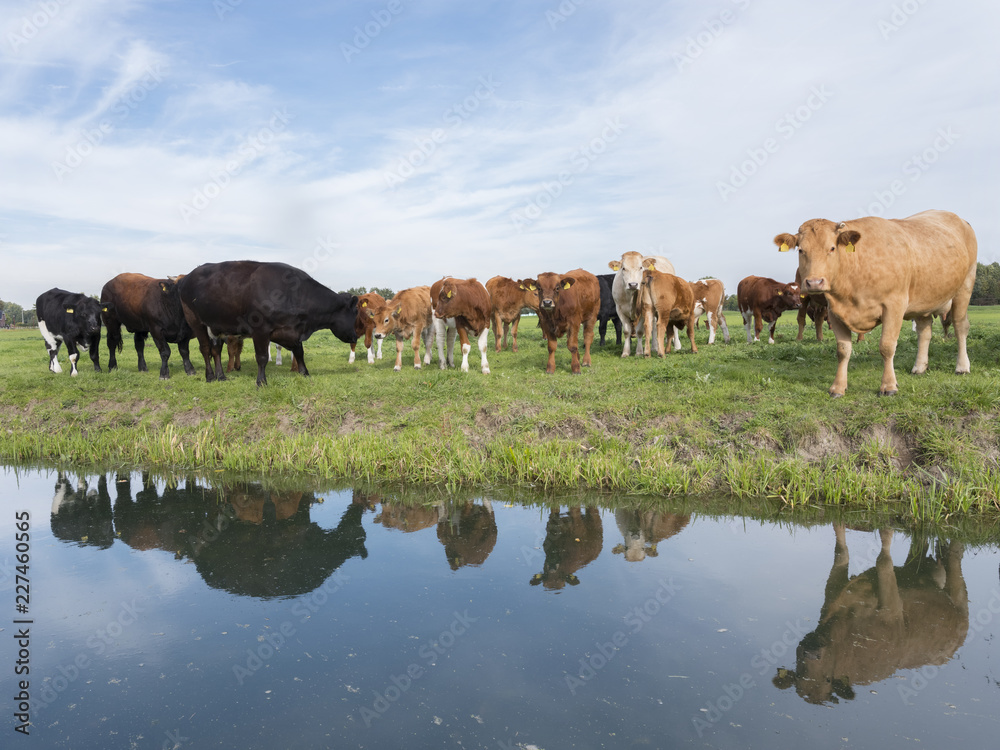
[{"x1": 608, "y1": 251, "x2": 677, "y2": 356}]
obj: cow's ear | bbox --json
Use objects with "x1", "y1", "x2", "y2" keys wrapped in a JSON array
[
  {"x1": 367, "y1": 310, "x2": 375, "y2": 319},
  {"x1": 561, "y1": 277, "x2": 575, "y2": 290},
  {"x1": 837, "y1": 229, "x2": 861, "y2": 253},
  {"x1": 608, "y1": 260, "x2": 622, "y2": 271},
  {"x1": 393, "y1": 305, "x2": 402, "y2": 317},
  {"x1": 360, "y1": 300, "x2": 368, "y2": 308},
  {"x1": 66, "y1": 308, "x2": 74, "y2": 314},
  {"x1": 446, "y1": 288, "x2": 453, "y2": 299},
  {"x1": 159, "y1": 281, "x2": 170, "y2": 293},
  {"x1": 519, "y1": 279, "x2": 537, "y2": 292},
  {"x1": 774, "y1": 233, "x2": 797, "y2": 252},
  {"x1": 641, "y1": 258, "x2": 656, "y2": 270}
]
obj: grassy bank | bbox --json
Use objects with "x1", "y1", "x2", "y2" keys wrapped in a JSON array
[{"x1": 3, "y1": 308, "x2": 1000, "y2": 520}]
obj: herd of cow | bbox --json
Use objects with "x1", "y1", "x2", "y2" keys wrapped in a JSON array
[{"x1": 34, "y1": 209, "x2": 977, "y2": 396}]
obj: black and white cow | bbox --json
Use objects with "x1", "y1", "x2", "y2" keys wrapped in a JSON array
[{"x1": 35, "y1": 288, "x2": 102, "y2": 376}]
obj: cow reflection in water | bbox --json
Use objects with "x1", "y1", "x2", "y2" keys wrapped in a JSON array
[
  {"x1": 774, "y1": 524, "x2": 968, "y2": 704},
  {"x1": 531, "y1": 507, "x2": 603, "y2": 590},
  {"x1": 51, "y1": 473, "x2": 367, "y2": 600},
  {"x1": 612, "y1": 509, "x2": 689, "y2": 562},
  {"x1": 437, "y1": 501, "x2": 497, "y2": 570},
  {"x1": 50, "y1": 472, "x2": 116, "y2": 549}
]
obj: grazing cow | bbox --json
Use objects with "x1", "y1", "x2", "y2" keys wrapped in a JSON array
[
  {"x1": 351, "y1": 292, "x2": 386, "y2": 364},
  {"x1": 608, "y1": 252, "x2": 676, "y2": 357},
  {"x1": 432, "y1": 276, "x2": 492, "y2": 374},
  {"x1": 177, "y1": 260, "x2": 358, "y2": 386},
  {"x1": 370, "y1": 286, "x2": 434, "y2": 371},
  {"x1": 100, "y1": 273, "x2": 196, "y2": 379},
  {"x1": 612, "y1": 510, "x2": 690, "y2": 563},
  {"x1": 736, "y1": 275, "x2": 802, "y2": 344},
  {"x1": 530, "y1": 507, "x2": 603, "y2": 590},
  {"x1": 774, "y1": 525, "x2": 967, "y2": 705},
  {"x1": 690, "y1": 279, "x2": 731, "y2": 344},
  {"x1": 35, "y1": 288, "x2": 102, "y2": 376},
  {"x1": 485, "y1": 276, "x2": 539, "y2": 352},
  {"x1": 597, "y1": 273, "x2": 623, "y2": 347},
  {"x1": 775, "y1": 210, "x2": 977, "y2": 396},
  {"x1": 639, "y1": 261, "x2": 698, "y2": 356},
  {"x1": 518, "y1": 269, "x2": 600, "y2": 374}
]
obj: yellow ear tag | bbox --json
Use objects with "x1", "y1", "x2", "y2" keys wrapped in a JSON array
[
  {"x1": 66, "y1": 308, "x2": 74, "y2": 313},
  {"x1": 779, "y1": 243, "x2": 789, "y2": 252},
  {"x1": 647, "y1": 262, "x2": 655, "y2": 271},
  {"x1": 361, "y1": 300, "x2": 367, "y2": 307},
  {"x1": 446, "y1": 290, "x2": 453, "y2": 299},
  {"x1": 102, "y1": 307, "x2": 108, "y2": 312},
  {"x1": 846, "y1": 242, "x2": 855, "y2": 252},
  {"x1": 529, "y1": 284, "x2": 536, "y2": 291},
  {"x1": 562, "y1": 281, "x2": 571, "y2": 289}
]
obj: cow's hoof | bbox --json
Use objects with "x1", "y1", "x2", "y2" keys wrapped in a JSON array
[
  {"x1": 482, "y1": 367, "x2": 490, "y2": 375},
  {"x1": 877, "y1": 389, "x2": 898, "y2": 397},
  {"x1": 394, "y1": 366, "x2": 401, "y2": 372},
  {"x1": 828, "y1": 391, "x2": 844, "y2": 399},
  {"x1": 414, "y1": 364, "x2": 422, "y2": 370}
]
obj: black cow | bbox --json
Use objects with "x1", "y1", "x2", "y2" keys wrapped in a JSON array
[
  {"x1": 100, "y1": 273, "x2": 196, "y2": 379},
  {"x1": 597, "y1": 273, "x2": 622, "y2": 347},
  {"x1": 35, "y1": 288, "x2": 102, "y2": 376},
  {"x1": 177, "y1": 260, "x2": 359, "y2": 386}
]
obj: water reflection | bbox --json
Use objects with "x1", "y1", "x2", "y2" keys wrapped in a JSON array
[
  {"x1": 611, "y1": 509, "x2": 690, "y2": 562},
  {"x1": 530, "y1": 507, "x2": 604, "y2": 589},
  {"x1": 50, "y1": 472, "x2": 115, "y2": 549},
  {"x1": 774, "y1": 523, "x2": 969, "y2": 704}
]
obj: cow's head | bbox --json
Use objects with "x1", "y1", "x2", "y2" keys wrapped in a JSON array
[
  {"x1": 370, "y1": 301, "x2": 399, "y2": 339},
  {"x1": 609, "y1": 251, "x2": 644, "y2": 291},
  {"x1": 74, "y1": 300, "x2": 102, "y2": 337},
  {"x1": 775, "y1": 219, "x2": 861, "y2": 294},
  {"x1": 524, "y1": 272, "x2": 574, "y2": 311},
  {"x1": 773, "y1": 631, "x2": 856, "y2": 705},
  {"x1": 434, "y1": 278, "x2": 459, "y2": 319}
]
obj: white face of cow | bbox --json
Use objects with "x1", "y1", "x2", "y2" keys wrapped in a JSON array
[
  {"x1": 775, "y1": 220, "x2": 861, "y2": 295},
  {"x1": 608, "y1": 251, "x2": 645, "y2": 292}
]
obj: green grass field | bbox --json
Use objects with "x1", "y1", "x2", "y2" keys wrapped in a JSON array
[{"x1": 3, "y1": 307, "x2": 1000, "y2": 519}]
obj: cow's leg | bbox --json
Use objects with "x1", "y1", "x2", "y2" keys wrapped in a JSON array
[
  {"x1": 642, "y1": 308, "x2": 655, "y2": 359},
  {"x1": 252, "y1": 334, "x2": 271, "y2": 386},
  {"x1": 877, "y1": 307, "x2": 903, "y2": 396},
  {"x1": 421, "y1": 326, "x2": 432, "y2": 367},
  {"x1": 581, "y1": 316, "x2": 595, "y2": 367},
  {"x1": 911, "y1": 316, "x2": 933, "y2": 374},
  {"x1": 620, "y1": 310, "x2": 633, "y2": 357},
  {"x1": 65, "y1": 340, "x2": 80, "y2": 376},
  {"x1": 545, "y1": 336, "x2": 558, "y2": 374},
  {"x1": 827, "y1": 312, "x2": 853, "y2": 397},
  {"x1": 492, "y1": 312, "x2": 503, "y2": 352},
  {"x1": 707, "y1": 311, "x2": 716, "y2": 344},
  {"x1": 740, "y1": 308, "x2": 753, "y2": 343},
  {"x1": 796, "y1": 305, "x2": 807, "y2": 341},
  {"x1": 718, "y1": 310, "x2": 730, "y2": 344},
  {"x1": 672, "y1": 324, "x2": 682, "y2": 351},
  {"x1": 209, "y1": 335, "x2": 226, "y2": 382},
  {"x1": 500, "y1": 320, "x2": 510, "y2": 352},
  {"x1": 364, "y1": 327, "x2": 375, "y2": 364},
  {"x1": 393, "y1": 335, "x2": 405, "y2": 371},
  {"x1": 39, "y1": 320, "x2": 63, "y2": 373},
  {"x1": 510, "y1": 315, "x2": 521, "y2": 352},
  {"x1": 226, "y1": 336, "x2": 242, "y2": 372},
  {"x1": 446, "y1": 322, "x2": 457, "y2": 367},
  {"x1": 952, "y1": 270, "x2": 974, "y2": 374},
  {"x1": 349, "y1": 342, "x2": 357, "y2": 364},
  {"x1": 86, "y1": 332, "x2": 102, "y2": 372},
  {"x1": 815, "y1": 309, "x2": 825, "y2": 342},
  {"x1": 613, "y1": 317, "x2": 622, "y2": 348},
  {"x1": 687, "y1": 316, "x2": 698, "y2": 353},
  {"x1": 275, "y1": 344, "x2": 283, "y2": 366},
  {"x1": 767, "y1": 317, "x2": 778, "y2": 345},
  {"x1": 434, "y1": 318, "x2": 448, "y2": 369},
  {"x1": 874, "y1": 529, "x2": 905, "y2": 628},
  {"x1": 818, "y1": 524, "x2": 851, "y2": 623},
  {"x1": 104, "y1": 316, "x2": 122, "y2": 371},
  {"x1": 456, "y1": 326, "x2": 472, "y2": 372},
  {"x1": 151, "y1": 333, "x2": 173, "y2": 379},
  {"x1": 134, "y1": 331, "x2": 149, "y2": 372},
  {"x1": 177, "y1": 338, "x2": 196, "y2": 375},
  {"x1": 476, "y1": 328, "x2": 491, "y2": 374},
  {"x1": 598, "y1": 317, "x2": 608, "y2": 347}
]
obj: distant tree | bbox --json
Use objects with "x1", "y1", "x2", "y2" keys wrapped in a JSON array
[
  {"x1": 3, "y1": 301, "x2": 23, "y2": 325},
  {"x1": 723, "y1": 294, "x2": 739, "y2": 312},
  {"x1": 971, "y1": 262, "x2": 1000, "y2": 305},
  {"x1": 347, "y1": 286, "x2": 367, "y2": 296},
  {"x1": 371, "y1": 287, "x2": 394, "y2": 299}
]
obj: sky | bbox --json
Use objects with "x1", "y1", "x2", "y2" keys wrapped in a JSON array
[{"x1": 1, "y1": 0, "x2": 997, "y2": 307}]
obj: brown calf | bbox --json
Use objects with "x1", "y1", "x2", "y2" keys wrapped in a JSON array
[
  {"x1": 485, "y1": 276, "x2": 539, "y2": 352},
  {"x1": 640, "y1": 261, "x2": 698, "y2": 356},
  {"x1": 518, "y1": 269, "x2": 600, "y2": 374},
  {"x1": 432, "y1": 277, "x2": 492, "y2": 374},
  {"x1": 736, "y1": 275, "x2": 802, "y2": 344},
  {"x1": 351, "y1": 292, "x2": 386, "y2": 364},
  {"x1": 370, "y1": 286, "x2": 434, "y2": 371},
  {"x1": 689, "y1": 278, "x2": 730, "y2": 344}
]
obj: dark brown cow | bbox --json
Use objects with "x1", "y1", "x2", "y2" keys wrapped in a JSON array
[
  {"x1": 100, "y1": 273, "x2": 196, "y2": 378},
  {"x1": 351, "y1": 292, "x2": 386, "y2": 364},
  {"x1": 774, "y1": 525, "x2": 968, "y2": 705},
  {"x1": 369, "y1": 286, "x2": 434, "y2": 371},
  {"x1": 437, "y1": 501, "x2": 498, "y2": 570},
  {"x1": 432, "y1": 277, "x2": 492, "y2": 374},
  {"x1": 485, "y1": 276, "x2": 539, "y2": 352},
  {"x1": 530, "y1": 507, "x2": 603, "y2": 590},
  {"x1": 518, "y1": 269, "x2": 600, "y2": 374},
  {"x1": 736, "y1": 275, "x2": 802, "y2": 344},
  {"x1": 639, "y1": 261, "x2": 698, "y2": 356}
]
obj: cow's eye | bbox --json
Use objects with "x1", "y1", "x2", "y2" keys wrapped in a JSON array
[{"x1": 830, "y1": 246, "x2": 836, "y2": 253}]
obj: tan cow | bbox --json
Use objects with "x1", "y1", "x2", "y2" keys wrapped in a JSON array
[
  {"x1": 350, "y1": 292, "x2": 386, "y2": 364},
  {"x1": 518, "y1": 269, "x2": 600, "y2": 374},
  {"x1": 774, "y1": 525, "x2": 968, "y2": 705},
  {"x1": 485, "y1": 276, "x2": 539, "y2": 352},
  {"x1": 775, "y1": 210, "x2": 977, "y2": 396},
  {"x1": 432, "y1": 277, "x2": 492, "y2": 374},
  {"x1": 689, "y1": 278, "x2": 730, "y2": 344},
  {"x1": 639, "y1": 259, "x2": 698, "y2": 356},
  {"x1": 370, "y1": 286, "x2": 434, "y2": 371},
  {"x1": 608, "y1": 251, "x2": 676, "y2": 357},
  {"x1": 612, "y1": 509, "x2": 690, "y2": 563}
]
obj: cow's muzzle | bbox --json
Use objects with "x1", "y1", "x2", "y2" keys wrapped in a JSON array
[
  {"x1": 803, "y1": 278, "x2": 828, "y2": 293},
  {"x1": 541, "y1": 299, "x2": 555, "y2": 309}
]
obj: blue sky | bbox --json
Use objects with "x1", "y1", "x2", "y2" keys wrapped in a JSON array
[{"x1": 1, "y1": 0, "x2": 997, "y2": 306}]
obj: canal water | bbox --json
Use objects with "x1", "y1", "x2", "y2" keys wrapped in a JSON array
[{"x1": 1, "y1": 466, "x2": 998, "y2": 748}]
